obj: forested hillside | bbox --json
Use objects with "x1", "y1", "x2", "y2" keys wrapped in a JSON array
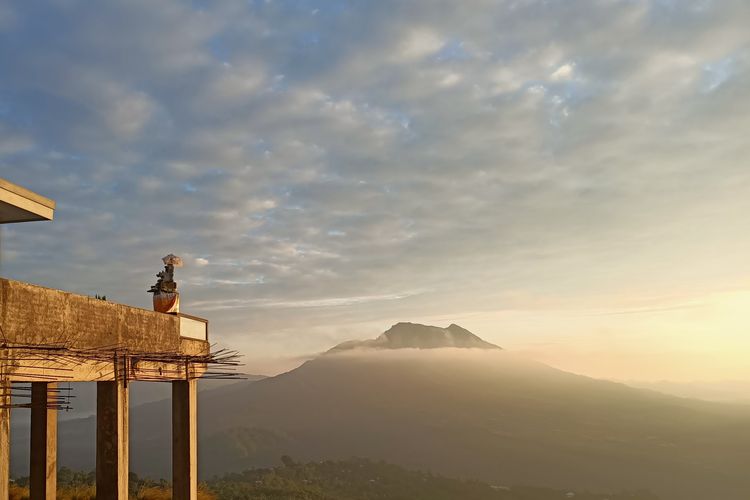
[
  {"x1": 11, "y1": 459, "x2": 660, "y2": 500},
  {"x1": 205, "y1": 457, "x2": 661, "y2": 500}
]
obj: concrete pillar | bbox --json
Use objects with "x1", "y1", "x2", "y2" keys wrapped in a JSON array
[
  {"x1": 96, "y1": 381, "x2": 129, "y2": 500},
  {"x1": 0, "y1": 380, "x2": 10, "y2": 500},
  {"x1": 172, "y1": 379, "x2": 197, "y2": 500},
  {"x1": 30, "y1": 382, "x2": 57, "y2": 500}
]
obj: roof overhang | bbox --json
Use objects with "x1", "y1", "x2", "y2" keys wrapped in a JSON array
[{"x1": 0, "y1": 178, "x2": 55, "y2": 224}]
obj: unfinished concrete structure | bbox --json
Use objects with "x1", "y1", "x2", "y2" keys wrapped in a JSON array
[{"x1": 0, "y1": 179, "x2": 234, "y2": 500}]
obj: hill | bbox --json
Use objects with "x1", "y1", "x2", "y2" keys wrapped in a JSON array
[
  {"x1": 24, "y1": 324, "x2": 750, "y2": 500},
  {"x1": 205, "y1": 457, "x2": 660, "y2": 500}
]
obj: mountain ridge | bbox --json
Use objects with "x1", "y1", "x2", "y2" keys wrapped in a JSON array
[{"x1": 329, "y1": 322, "x2": 502, "y2": 352}]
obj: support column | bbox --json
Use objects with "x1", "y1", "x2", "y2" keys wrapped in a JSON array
[
  {"x1": 0, "y1": 380, "x2": 10, "y2": 500},
  {"x1": 96, "y1": 381, "x2": 128, "y2": 500},
  {"x1": 172, "y1": 379, "x2": 197, "y2": 500},
  {"x1": 30, "y1": 382, "x2": 57, "y2": 500}
]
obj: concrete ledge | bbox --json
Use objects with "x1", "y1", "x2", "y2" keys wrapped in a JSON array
[
  {"x1": 0, "y1": 178, "x2": 55, "y2": 224},
  {"x1": 0, "y1": 278, "x2": 182, "y2": 350},
  {"x1": 0, "y1": 278, "x2": 210, "y2": 382}
]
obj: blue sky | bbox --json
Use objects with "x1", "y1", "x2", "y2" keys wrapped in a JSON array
[{"x1": 1, "y1": 0, "x2": 749, "y2": 379}]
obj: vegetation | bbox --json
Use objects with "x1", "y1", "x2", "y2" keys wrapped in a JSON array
[
  {"x1": 11, "y1": 467, "x2": 215, "y2": 500},
  {"x1": 204, "y1": 457, "x2": 659, "y2": 500},
  {"x1": 11, "y1": 459, "x2": 659, "y2": 500}
]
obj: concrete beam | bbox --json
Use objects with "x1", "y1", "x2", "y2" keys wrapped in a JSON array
[
  {"x1": 0, "y1": 178, "x2": 55, "y2": 224},
  {"x1": 30, "y1": 383, "x2": 57, "y2": 500},
  {"x1": 0, "y1": 380, "x2": 9, "y2": 500},
  {"x1": 8, "y1": 358, "x2": 208, "y2": 384},
  {"x1": 96, "y1": 381, "x2": 129, "y2": 500},
  {"x1": 172, "y1": 379, "x2": 197, "y2": 500}
]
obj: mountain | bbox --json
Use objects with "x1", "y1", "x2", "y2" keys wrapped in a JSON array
[
  {"x1": 19, "y1": 324, "x2": 750, "y2": 500},
  {"x1": 330, "y1": 322, "x2": 502, "y2": 351}
]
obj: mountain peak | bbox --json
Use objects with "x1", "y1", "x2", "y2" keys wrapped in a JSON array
[{"x1": 330, "y1": 322, "x2": 501, "y2": 352}]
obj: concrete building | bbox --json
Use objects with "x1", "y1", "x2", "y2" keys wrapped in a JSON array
[{"x1": 0, "y1": 178, "x2": 221, "y2": 500}]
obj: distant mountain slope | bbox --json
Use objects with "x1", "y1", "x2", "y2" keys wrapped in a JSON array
[
  {"x1": 618, "y1": 379, "x2": 750, "y2": 404},
  {"x1": 67, "y1": 376, "x2": 266, "y2": 420},
  {"x1": 9, "y1": 376, "x2": 267, "y2": 474},
  {"x1": 330, "y1": 322, "x2": 501, "y2": 351},
  {"x1": 38, "y1": 325, "x2": 750, "y2": 500}
]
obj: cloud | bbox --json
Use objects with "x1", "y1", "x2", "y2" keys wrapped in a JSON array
[
  {"x1": 550, "y1": 62, "x2": 575, "y2": 81},
  {"x1": 1, "y1": 0, "x2": 750, "y2": 379},
  {"x1": 397, "y1": 28, "x2": 444, "y2": 60},
  {"x1": 437, "y1": 72, "x2": 462, "y2": 88},
  {"x1": 0, "y1": 124, "x2": 33, "y2": 155},
  {"x1": 191, "y1": 291, "x2": 425, "y2": 312}
]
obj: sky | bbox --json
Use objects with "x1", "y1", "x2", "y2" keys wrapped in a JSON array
[{"x1": 1, "y1": 0, "x2": 749, "y2": 381}]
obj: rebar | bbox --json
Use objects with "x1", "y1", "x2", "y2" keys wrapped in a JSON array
[{"x1": 0, "y1": 340, "x2": 243, "y2": 409}]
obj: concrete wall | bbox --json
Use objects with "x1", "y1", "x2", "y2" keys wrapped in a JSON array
[
  {"x1": 0, "y1": 278, "x2": 182, "y2": 351},
  {"x1": 0, "y1": 278, "x2": 209, "y2": 382}
]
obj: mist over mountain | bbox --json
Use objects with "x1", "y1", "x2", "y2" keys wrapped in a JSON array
[
  {"x1": 330, "y1": 322, "x2": 502, "y2": 351},
  {"x1": 619, "y1": 379, "x2": 750, "y2": 404},
  {"x1": 18, "y1": 324, "x2": 750, "y2": 500}
]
